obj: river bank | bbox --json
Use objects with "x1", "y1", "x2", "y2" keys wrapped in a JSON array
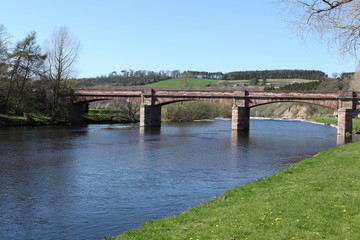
[
  {"x1": 0, "y1": 114, "x2": 61, "y2": 126},
  {"x1": 110, "y1": 140, "x2": 360, "y2": 240},
  {"x1": 0, "y1": 113, "x2": 133, "y2": 126}
]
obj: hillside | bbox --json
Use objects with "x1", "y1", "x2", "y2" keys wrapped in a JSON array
[
  {"x1": 75, "y1": 69, "x2": 329, "y2": 88},
  {"x1": 143, "y1": 78, "x2": 318, "y2": 88},
  {"x1": 144, "y1": 78, "x2": 220, "y2": 88}
]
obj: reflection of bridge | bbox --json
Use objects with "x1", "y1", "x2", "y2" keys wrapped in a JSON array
[{"x1": 72, "y1": 89, "x2": 360, "y2": 135}]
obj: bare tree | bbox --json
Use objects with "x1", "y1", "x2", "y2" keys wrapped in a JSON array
[
  {"x1": 0, "y1": 25, "x2": 8, "y2": 61},
  {"x1": 349, "y1": 64, "x2": 360, "y2": 89},
  {"x1": 281, "y1": 0, "x2": 360, "y2": 90},
  {"x1": 282, "y1": 0, "x2": 360, "y2": 56},
  {"x1": 44, "y1": 26, "x2": 81, "y2": 119},
  {"x1": 177, "y1": 71, "x2": 193, "y2": 89},
  {"x1": 0, "y1": 25, "x2": 9, "y2": 82},
  {"x1": 89, "y1": 100, "x2": 140, "y2": 122}
]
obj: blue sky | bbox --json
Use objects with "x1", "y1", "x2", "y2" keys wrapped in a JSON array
[{"x1": 1, "y1": 0, "x2": 358, "y2": 78}]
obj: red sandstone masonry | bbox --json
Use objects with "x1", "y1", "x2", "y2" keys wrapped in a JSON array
[{"x1": 72, "y1": 89, "x2": 360, "y2": 134}]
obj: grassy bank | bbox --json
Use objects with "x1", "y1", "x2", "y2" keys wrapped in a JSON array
[
  {"x1": 109, "y1": 141, "x2": 360, "y2": 240},
  {"x1": 310, "y1": 116, "x2": 360, "y2": 133},
  {"x1": 0, "y1": 113, "x2": 55, "y2": 126}
]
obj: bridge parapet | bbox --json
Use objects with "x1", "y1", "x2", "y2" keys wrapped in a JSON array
[{"x1": 247, "y1": 91, "x2": 339, "y2": 98}]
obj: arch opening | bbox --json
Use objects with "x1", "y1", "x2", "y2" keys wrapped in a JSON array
[
  {"x1": 250, "y1": 102, "x2": 335, "y2": 119},
  {"x1": 82, "y1": 99, "x2": 140, "y2": 123},
  {"x1": 161, "y1": 100, "x2": 231, "y2": 122}
]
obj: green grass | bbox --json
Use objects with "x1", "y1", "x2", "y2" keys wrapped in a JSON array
[
  {"x1": 109, "y1": 141, "x2": 360, "y2": 240},
  {"x1": 310, "y1": 116, "x2": 360, "y2": 133},
  {"x1": 145, "y1": 78, "x2": 220, "y2": 88},
  {"x1": 0, "y1": 113, "x2": 53, "y2": 126},
  {"x1": 0, "y1": 114, "x2": 26, "y2": 126}
]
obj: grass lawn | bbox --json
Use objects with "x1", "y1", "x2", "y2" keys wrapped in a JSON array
[
  {"x1": 145, "y1": 78, "x2": 220, "y2": 88},
  {"x1": 108, "y1": 141, "x2": 360, "y2": 240}
]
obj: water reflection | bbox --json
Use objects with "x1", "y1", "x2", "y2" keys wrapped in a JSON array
[
  {"x1": 336, "y1": 134, "x2": 353, "y2": 145},
  {"x1": 139, "y1": 126, "x2": 161, "y2": 136},
  {"x1": 231, "y1": 130, "x2": 250, "y2": 150}
]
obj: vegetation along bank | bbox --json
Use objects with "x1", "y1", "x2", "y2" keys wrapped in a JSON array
[{"x1": 106, "y1": 141, "x2": 360, "y2": 240}]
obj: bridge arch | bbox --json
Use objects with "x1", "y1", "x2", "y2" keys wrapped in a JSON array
[
  {"x1": 156, "y1": 98, "x2": 233, "y2": 107},
  {"x1": 248, "y1": 99, "x2": 338, "y2": 109},
  {"x1": 72, "y1": 97, "x2": 142, "y2": 124},
  {"x1": 73, "y1": 96, "x2": 141, "y2": 105}
]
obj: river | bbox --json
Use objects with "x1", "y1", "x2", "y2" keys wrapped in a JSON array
[{"x1": 0, "y1": 119, "x2": 338, "y2": 240}]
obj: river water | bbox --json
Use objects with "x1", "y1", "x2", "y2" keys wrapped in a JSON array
[{"x1": 0, "y1": 119, "x2": 338, "y2": 240}]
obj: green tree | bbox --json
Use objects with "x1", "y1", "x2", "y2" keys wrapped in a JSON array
[
  {"x1": 163, "y1": 101, "x2": 231, "y2": 122},
  {"x1": 4, "y1": 31, "x2": 46, "y2": 114}
]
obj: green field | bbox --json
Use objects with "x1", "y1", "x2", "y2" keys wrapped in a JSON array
[
  {"x1": 145, "y1": 78, "x2": 220, "y2": 88},
  {"x1": 108, "y1": 140, "x2": 360, "y2": 240}
]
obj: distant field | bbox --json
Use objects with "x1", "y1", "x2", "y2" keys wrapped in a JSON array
[
  {"x1": 266, "y1": 78, "x2": 318, "y2": 83},
  {"x1": 222, "y1": 78, "x2": 319, "y2": 84},
  {"x1": 145, "y1": 78, "x2": 220, "y2": 87}
]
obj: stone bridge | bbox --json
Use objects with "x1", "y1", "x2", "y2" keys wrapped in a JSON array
[{"x1": 72, "y1": 89, "x2": 360, "y2": 135}]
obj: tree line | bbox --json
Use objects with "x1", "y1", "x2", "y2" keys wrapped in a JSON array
[
  {"x1": 265, "y1": 72, "x2": 358, "y2": 92},
  {"x1": 267, "y1": 81, "x2": 324, "y2": 91},
  {"x1": 184, "y1": 69, "x2": 328, "y2": 80},
  {"x1": 0, "y1": 25, "x2": 80, "y2": 120}
]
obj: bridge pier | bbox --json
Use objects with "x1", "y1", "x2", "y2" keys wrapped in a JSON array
[
  {"x1": 71, "y1": 103, "x2": 85, "y2": 124},
  {"x1": 337, "y1": 108, "x2": 353, "y2": 135},
  {"x1": 140, "y1": 105, "x2": 161, "y2": 127},
  {"x1": 232, "y1": 107, "x2": 250, "y2": 130}
]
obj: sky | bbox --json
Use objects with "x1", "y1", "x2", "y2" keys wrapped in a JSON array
[{"x1": 1, "y1": 0, "x2": 359, "y2": 78}]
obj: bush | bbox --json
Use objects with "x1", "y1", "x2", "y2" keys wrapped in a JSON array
[{"x1": 162, "y1": 101, "x2": 231, "y2": 122}]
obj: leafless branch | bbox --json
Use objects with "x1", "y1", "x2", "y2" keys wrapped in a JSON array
[{"x1": 282, "y1": 0, "x2": 360, "y2": 57}]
